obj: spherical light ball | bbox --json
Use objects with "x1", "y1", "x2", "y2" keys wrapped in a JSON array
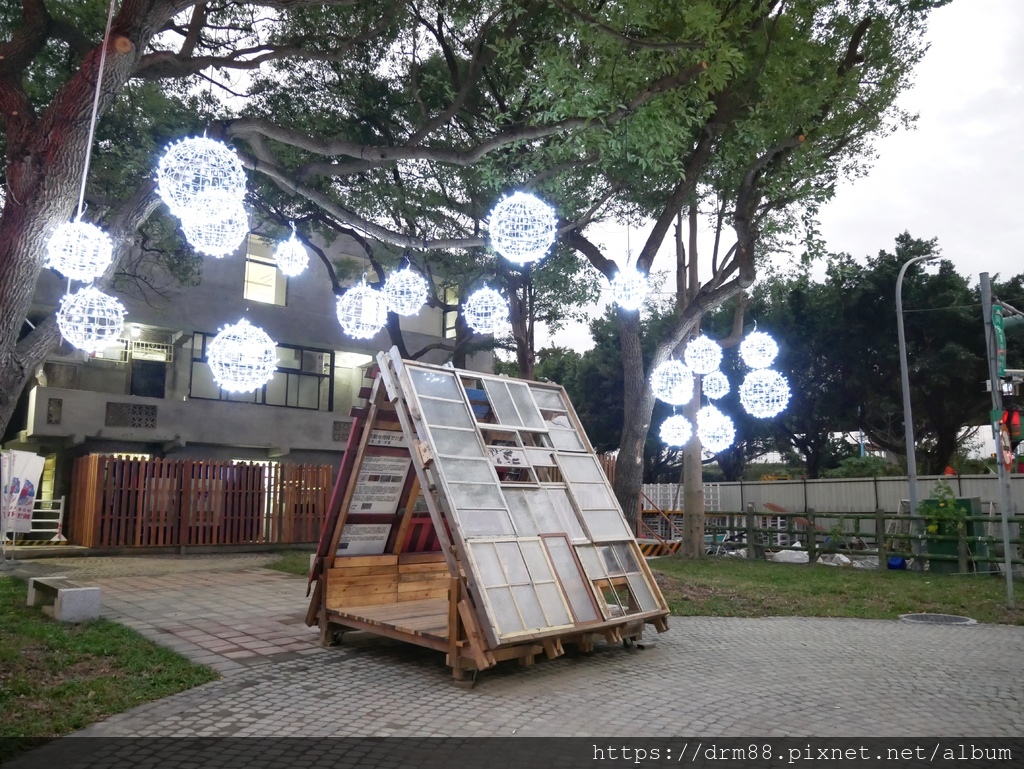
[
  {"x1": 650, "y1": 360, "x2": 693, "y2": 405},
  {"x1": 273, "y1": 231, "x2": 309, "y2": 277},
  {"x1": 180, "y1": 191, "x2": 249, "y2": 258},
  {"x1": 739, "y1": 368, "x2": 791, "y2": 418},
  {"x1": 383, "y1": 267, "x2": 428, "y2": 316},
  {"x1": 684, "y1": 335, "x2": 722, "y2": 375},
  {"x1": 697, "y1": 404, "x2": 735, "y2": 454},
  {"x1": 56, "y1": 285, "x2": 126, "y2": 353},
  {"x1": 740, "y1": 330, "x2": 779, "y2": 369},
  {"x1": 488, "y1": 191, "x2": 557, "y2": 265},
  {"x1": 702, "y1": 370, "x2": 730, "y2": 400},
  {"x1": 463, "y1": 286, "x2": 509, "y2": 334},
  {"x1": 157, "y1": 136, "x2": 246, "y2": 217},
  {"x1": 336, "y1": 281, "x2": 388, "y2": 339},
  {"x1": 610, "y1": 267, "x2": 649, "y2": 311},
  {"x1": 46, "y1": 220, "x2": 114, "y2": 281},
  {"x1": 660, "y1": 415, "x2": 693, "y2": 448},
  {"x1": 207, "y1": 319, "x2": 277, "y2": 393}
]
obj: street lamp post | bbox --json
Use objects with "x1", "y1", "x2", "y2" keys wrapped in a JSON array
[{"x1": 896, "y1": 254, "x2": 938, "y2": 568}]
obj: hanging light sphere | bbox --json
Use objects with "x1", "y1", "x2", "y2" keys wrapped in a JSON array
[
  {"x1": 488, "y1": 191, "x2": 557, "y2": 265},
  {"x1": 684, "y1": 335, "x2": 723, "y2": 375},
  {"x1": 739, "y1": 330, "x2": 779, "y2": 369},
  {"x1": 56, "y1": 285, "x2": 126, "y2": 353},
  {"x1": 273, "y1": 231, "x2": 309, "y2": 277},
  {"x1": 610, "y1": 267, "x2": 649, "y2": 311},
  {"x1": 383, "y1": 267, "x2": 428, "y2": 316},
  {"x1": 650, "y1": 360, "x2": 693, "y2": 405},
  {"x1": 697, "y1": 404, "x2": 735, "y2": 454},
  {"x1": 336, "y1": 280, "x2": 388, "y2": 339},
  {"x1": 180, "y1": 191, "x2": 249, "y2": 258},
  {"x1": 702, "y1": 370, "x2": 731, "y2": 400},
  {"x1": 739, "y1": 369, "x2": 791, "y2": 418},
  {"x1": 660, "y1": 415, "x2": 693, "y2": 448},
  {"x1": 46, "y1": 219, "x2": 114, "y2": 281},
  {"x1": 156, "y1": 136, "x2": 246, "y2": 217},
  {"x1": 463, "y1": 286, "x2": 509, "y2": 335},
  {"x1": 207, "y1": 319, "x2": 277, "y2": 393}
]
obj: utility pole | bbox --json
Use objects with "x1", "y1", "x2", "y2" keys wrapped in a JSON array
[{"x1": 980, "y1": 272, "x2": 1016, "y2": 609}]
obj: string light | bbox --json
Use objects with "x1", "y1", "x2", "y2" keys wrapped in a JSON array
[
  {"x1": 336, "y1": 279, "x2": 388, "y2": 339},
  {"x1": 273, "y1": 227, "x2": 309, "y2": 277},
  {"x1": 697, "y1": 404, "x2": 735, "y2": 454},
  {"x1": 650, "y1": 360, "x2": 693, "y2": 405},
  {"x1": 488, "y1": 191, "x2": 557, "y2": 265},
  {"x1": 684, "y1": 335, "x2": 722, "y2": 375},
  {"x1": 463, "y1": 286, "x2": 509, "y2": 334},
  {"x1": 660, "y1": 415, "x2": 693, "y2": 447},
  {"x1": 610, "y1": 267, "x2": 649, "y2": 311},
  {"x1": 739, "y1": 330, "x2": 779, "y2": 369},
  {"x1": 56, "y1": 285, "x2": 126, "y2": 353},
  {"x1": 46, "y1": 219, "x2": 113, "y2": 281},
  {"x1": 206, "y1": 318, "x2": 277, "y2": 393},
  {"x1": 180, "y1": 191, "x2": 249, "y2": 257},
  {"x1": 739, "y1": 369, "x2": 791, "y2": 418},
  {"x1": 157, "y1": 136, "x2": 246, "y2": 218},
  {"x1": 702, "y1": 370, "x2": 730, "y2": 400},
  {"x1": 383, "y1": 266, "x2": 428, "y2": 316}
]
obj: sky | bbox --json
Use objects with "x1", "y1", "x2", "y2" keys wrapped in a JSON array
[{"x1": 537, "y1": 0, "x2": 1024, "y2": 353}]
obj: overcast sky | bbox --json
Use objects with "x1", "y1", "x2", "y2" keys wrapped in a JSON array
[{"x1": 539, "y1": 0, "x2": 1024, "y2": 352}]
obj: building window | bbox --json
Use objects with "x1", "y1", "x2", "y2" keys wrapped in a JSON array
[
  {"x1": 189, "y1": 333, "x2": 335, "y2": 411},
  {"x1": 244, "y1": 255, "x2": 286, "y2": 306},
  {"x1": 443, "y1": 286, "x2": 459, "y2": 340}
]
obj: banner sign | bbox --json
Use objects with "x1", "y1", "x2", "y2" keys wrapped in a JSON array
[
  {"x1": 348, "y1": 455, "x2": 412, "y2": 514},
  {"x1": 1, "y1": 450, "x2": 46, "y2": 537}
]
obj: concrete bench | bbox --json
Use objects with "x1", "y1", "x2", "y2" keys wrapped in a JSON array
[{"x1": 27, "y1": 575, "x2": 101, "y2": 623}]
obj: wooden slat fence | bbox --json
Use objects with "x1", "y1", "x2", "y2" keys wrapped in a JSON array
[{"x1": 68, "y1": 455, "x2": 332, "y2": 548}]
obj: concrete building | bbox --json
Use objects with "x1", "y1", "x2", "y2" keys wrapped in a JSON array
[{"x1": 7, "y1": 231, "x2": 491, "y2": 504}]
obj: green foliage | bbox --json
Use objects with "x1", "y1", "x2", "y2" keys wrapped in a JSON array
[
  {"x1": 918, "y1": 479, "x2": 968, "y2": 538},
  {"x1": 822, "y1": 456, "x2": 903, "y2": 478}
]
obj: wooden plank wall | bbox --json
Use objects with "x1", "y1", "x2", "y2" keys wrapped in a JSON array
[{"x1": 67, "y1": 455, "x2": 333, "y2": 548}]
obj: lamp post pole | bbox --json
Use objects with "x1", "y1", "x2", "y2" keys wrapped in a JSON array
[{"x1": 896, "y1": 254, "x2": 937, "y2": 569}]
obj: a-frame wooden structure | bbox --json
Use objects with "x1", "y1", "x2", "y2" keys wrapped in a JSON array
[{"x1": 306, "y1": 348, "x2": 669, "y2": 680}]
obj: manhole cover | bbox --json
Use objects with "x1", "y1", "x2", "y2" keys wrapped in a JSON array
[{"x1": 899, "y1": 613, "x2": 976, "y2": 625}]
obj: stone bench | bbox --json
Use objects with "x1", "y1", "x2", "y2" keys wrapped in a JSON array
[{"x1": 27, "y1": 576, "x2": 101, "y2": 622}]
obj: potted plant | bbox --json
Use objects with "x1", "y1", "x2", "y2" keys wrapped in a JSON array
[{"x1": 917, "y1": 479, "x2": 970, "y2": 573}]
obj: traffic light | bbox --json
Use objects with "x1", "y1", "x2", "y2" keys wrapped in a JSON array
[{"x1": 1001, "y1": 409, "x2": 1022, "y2": 449}]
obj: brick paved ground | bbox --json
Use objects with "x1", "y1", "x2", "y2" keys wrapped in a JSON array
[{"x1": 6, "y1": 554, "x2": 1023, "y2": 737}]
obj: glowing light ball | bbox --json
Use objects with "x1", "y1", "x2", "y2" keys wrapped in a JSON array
[
  {"x1": 739, "y1": 330, "x2": 779, "y2": 369},
  {"x1": 463, "y1": 286, "x2": 508, "y2": 334},
  {"x1": 207, "y1": 318, "x2": 277, "y2": 393},
  {"x1": 650, "y1": 360, "x2": 693, "y2": 405},
  {"x1": 273, "y1": 231, "x2": 309, "y2": 277},
  {"x1": 56, "y1": 285, "x2": 126, "y2": 353},
  {"x1": 180, "y1": 191, "x2": 249, "y2": 258},
  {"x1": 156, "y1": 136, "x2": 246, "y2": 217},
  {"x1": 702, "y1": 370, "x2": 730, "y2": 400},
  {"x1": 684, "y1": 335, "x2": 722, "y2": 375},
  {"x1": 383, "y1": 267, "x2": 428, "y2": 316},
  {"x1": 739, "y1": 369, "x2": 791, "y2": 418},
  {"x1": 697, "y1": 404, "x2": 735, "y2": 454},
  {"x1": 610, "y1": 267, "x2": 649, "y2": 311},
  {"x1": 46, "y1": 219, "x2": 114, "y2": 281},
  {"x1": 488, "y1": 191, "x2": 557, "y2": 265},
  {"x1": 336, "y1": 280, "x2": 388, "y2": 339},
  {"x1": 660, "y1": 415, "x2": 693, "y2": 447}
]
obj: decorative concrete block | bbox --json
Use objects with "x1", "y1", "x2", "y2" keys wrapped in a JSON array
[{"x1": 27, "y1": 576, "x2": 101, "y2": 623}]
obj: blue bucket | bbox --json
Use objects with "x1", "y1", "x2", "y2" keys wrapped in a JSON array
[{"x1": 887, "y1": 556, "x2": 907, "y2": 571}]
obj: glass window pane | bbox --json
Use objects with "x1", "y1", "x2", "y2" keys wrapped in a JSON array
[
  {"x1": 549, "y1": 429, "x2": 585, "y2": 452},
  {"x1": 487, "y1": 586, "x2": 524, "y2": 635},
  {"x1": 438, "y1": 457, "x2": 493, "y2": 483},
  {"x1": 627, "y1": 573, "x2": 660, "y2": 613},
  {"x1": 420, "y1": 397, "x2": 473, "y2": 428},
  {"x1": 448, "y1": 483, "x2": 505, "y2": 510},
  {"x1": 584, "y1": 510, "x2": 633, "y2": 542},
  {"x1": 505, "y1": 490, "x2": 539, "y2": 536},
  {"x1": 612, "y1": 542, "x2": 641, "y2": 574},
  {"x1": 535, "y1": 582, "x2": 572, "y2": 626},
  {"x1": 530, "y1": 388, "x2": 565, "y2": 410},
  {"x1": 575, "y1": 544, "x2": 606, "y2": 581},
  {"x1": 471, "y1": 542, "x2": 506, "y2": 587},
  {"x1": 483, "y1": 381, "x2": 521, "y2": 426},
  {"x1": 518, "y1": 539, "x2": 551, "y2": 581},
  {"x1": 508, "y1": 382, "x2": 544, "y2": 428},
  {"x1": 546, "y1": 487, "x2": 587, "y2": 541},
  {"x1": 544, "y1": 538, "x2": 600, "y2": 623},
  {"x1": 525, "y1": 489, "x2": 562, "y2": 534},
  {"x1": 495, "y1": 541, "x2": 530, "y2": 585},
  {"x1": 526, "y1": 448, "x2": 556, "y2": 467},
  {"x1": 410, "y1": 368, "x2": 462, "y2": 399},
  {"x1": 597, "y1": 544, "x2": 621, "y2": 575},
  {"x1": 512, "y1": 585, "x2": 547, "y2": 630},
  {"x1": 571, "y1": 483, "x2": 615, "y2": 510},
  {"x1": 432, "y1": 428, "x2": 484, "y2": 457},
  {"x1": 456, "y1": 508, "x2": 515, "y2": 538},
  {"x1": 559, "y1": 454, "x2": 604, "y2": 483}
]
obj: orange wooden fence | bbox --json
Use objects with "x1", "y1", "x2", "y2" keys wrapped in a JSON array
[{"x1": 68, "y1": 455, "x2": 332, "y2": 548}]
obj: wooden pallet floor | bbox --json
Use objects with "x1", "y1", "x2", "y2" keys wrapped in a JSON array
[{"x1": 328, "y1": 598, "x2": 450, "y2": 651}]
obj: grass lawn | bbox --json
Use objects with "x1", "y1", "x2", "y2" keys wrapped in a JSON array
[
  {"x1": 651, "y1": 556, "x2": 1024, "y2": 625},
  {"x1": 266, "y1": 550, "x2": 314, "y2": 577},
  {"x1": 0, "y1": 576, "x2": 218, "y2": 755}
]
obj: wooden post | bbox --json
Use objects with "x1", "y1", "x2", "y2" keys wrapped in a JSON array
[
  {"x1": 957, "y1": 529, "x2": 970, "y2": 574},
  {"x1": 745, "y1": 503, "x2": 758, "y2": 560},
  {"x1": 875, "y1": 509, "x2": 888, "y2": 567},
  {"x1": 806, "y1": 510, "x2": 816, "y2": 564}
]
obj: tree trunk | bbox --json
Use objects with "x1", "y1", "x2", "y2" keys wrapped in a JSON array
[
  {"x1": 611, "y1": 309, "x2": 655, "y2": 527},
  {"x1": 680, "y1": 374, "x2": 704, "y2": 557}
]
